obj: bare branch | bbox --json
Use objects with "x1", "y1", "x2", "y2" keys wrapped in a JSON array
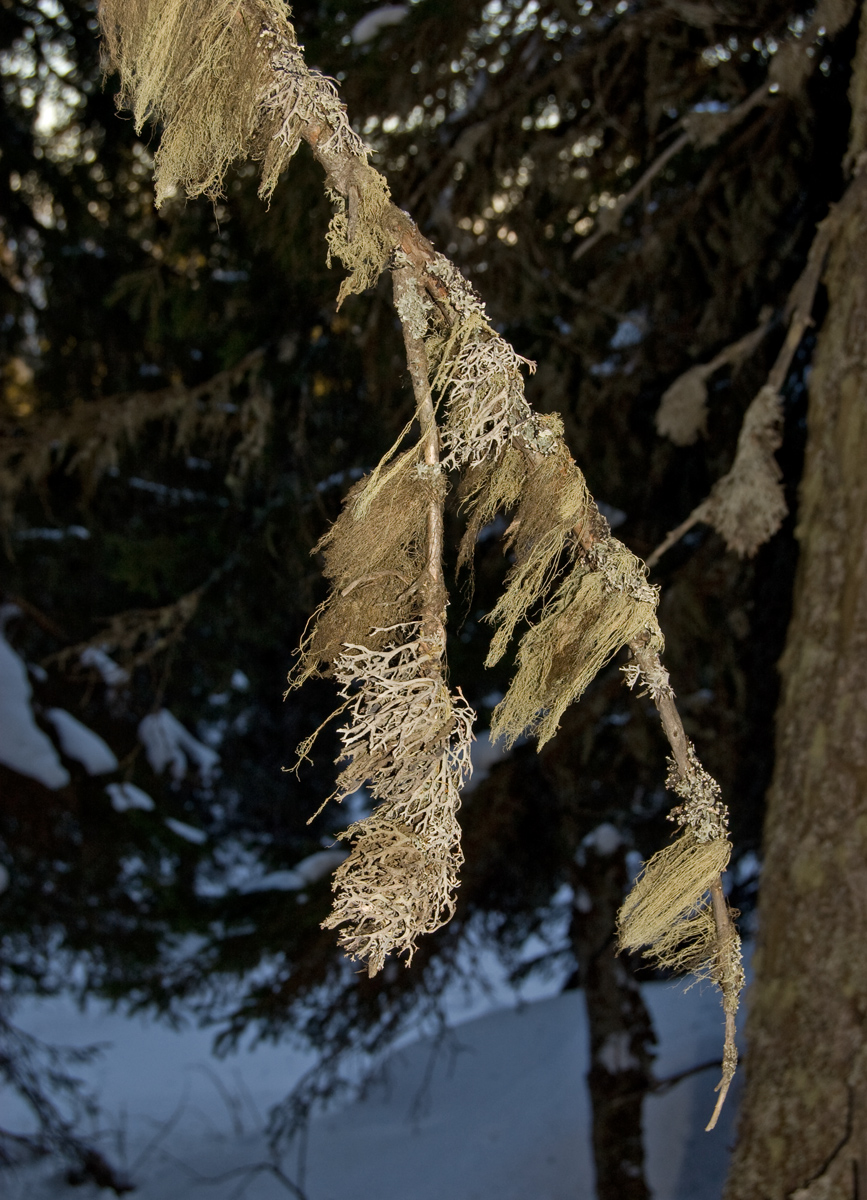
[
  {"x1": 392, "y1": 267, "x2": 447, "y2": 654},
  {"x1": 648, "y1": 178, "x2": 867, "y2": 567}
]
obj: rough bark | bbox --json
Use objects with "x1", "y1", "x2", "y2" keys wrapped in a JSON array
[{"x1": 725, "y1": 14, "x2": 867, "y2": 1198}]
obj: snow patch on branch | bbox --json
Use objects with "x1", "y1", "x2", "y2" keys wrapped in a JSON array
[
  {"x1": 46, "y1": 709, "x2": 118, "y2": 775},
  {"x1": 164, "y1": 817, "x2": 207, "y2": 845},
  {"x1": 351, "y1": 6, "x2": 409, "y2": 44},
  {"x1": 0, "y1": 630, "x2": 69, "y2": 790},
  {"x1": 239, "y1": 849, "x2": 348, "y2": 893},
  {"x1": 138, "y1": 709, "x2": 220, "y2": 784},
  {"x1": 80, "y1": 646, "x2": 129, "y2": 688},
  {"x1": 106, "y1": 782, "x2": 155, "y2": 812}
]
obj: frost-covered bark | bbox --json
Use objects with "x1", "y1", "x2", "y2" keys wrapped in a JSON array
[{"x1": 725, "y1": 14, "x2": 867, "y2": 1196}]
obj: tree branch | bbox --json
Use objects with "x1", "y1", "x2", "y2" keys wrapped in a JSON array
[
  {"x1": 392, "y1": 267, "x2": 447, "y2": 655},
  {"x1": 572, "y1": 83, "x2": 771, "y2": 263},
  {"x1": 648, "y1": 176, "x2": 867, "y2": 567}
]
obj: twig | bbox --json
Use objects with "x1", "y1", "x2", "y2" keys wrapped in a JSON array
[
  {"x1": 646, "y1": 180, "x2": 863, "y2": 569},
  {"x1": 572, "y1": 84, "x2": 770, "y2": 263},
  {"x1": 129, "y1": 1083, "x2": 190, "y2": 1173},
  {"x1": 628, "y1": 639, "x2": 689, "y2": 777},
  {"x1": 651, "y1": 1056, "x2": 727, "y2": 1095},
  {"x1": 110, "y1": 1, "x2": 745, "y2": 1128},
  {"x1": 3, "y1": 592, "x2": 69, "y2": 641},
  {"x1": 340, "y1": 570, "x2": 410, "y2": 597},
  {"x1": 626, "y1": 633, "x2": 740, "y2": 1130},
  {"x1": 392, "y1": 267, "x2": 447, "y2": 655},
  {"x1": 572, "y1": 131, "x2": 690, "y2": 262},
  {"x1": 645, "y1": 506, "x2": 707, "y2": 571},
  {"x1": 160, "y1": 1151, "x2": 310, "y2": 1200},
  {"x1": 705, "y1": 876, "x2": 739, "y2": 1131},
  {"x1": 263, "y1": 12, "x2": 740, "y2": 1120},
  {"x1": 188, "y1": 1063, "x2": 245, "y2": 1138}
]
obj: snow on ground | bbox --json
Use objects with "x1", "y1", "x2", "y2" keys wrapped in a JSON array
[{"x1": 1, "y1": 960, "x2": 742, "y2": 1200}]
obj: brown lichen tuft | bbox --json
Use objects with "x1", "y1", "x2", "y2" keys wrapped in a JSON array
[
  {"x1": 484, "y1": 450, "x2": 594, "y2": 668},
  {"x1": 325, "y1": 170, "x2": 395, "y2": 305},
  {"x1": 617, "y1": 738, "x2": 744, "y2": 1094},
  {"x1": 288, "y1": 450, "x2": 430, "y2": 688},
  {"x1": 0, "y1": 351, "x2": 267, "y2": 525},
  {"x1": 617, "y1": 831, "x2": 731, "y2": 968},
  {"x1": 655, "y1": 365, "x2": 711, "y2": 446},
  {"x1": 455, "y1": 444, "x2": 528, "y2": 579},
  {"x1": 491, "y1": 538, "x2": 660, "y2": 748}
]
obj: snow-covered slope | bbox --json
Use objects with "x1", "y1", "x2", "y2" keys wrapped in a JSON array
[{"x1": 2, "y1": 973, "x2": 740, "y2": 1200}]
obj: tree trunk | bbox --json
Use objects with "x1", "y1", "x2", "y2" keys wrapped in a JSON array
[
  {"x1": 725, "y1": 14, "x2": 867, "y2": 1199},
  {"x1": 569, "y1": 833, "x2": 656, "y2": 1200}
]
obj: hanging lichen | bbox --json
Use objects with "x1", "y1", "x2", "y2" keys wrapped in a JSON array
[
  {"x1": 287, "y1": 450, "x2": 429, "y2": 689},
  {"x1": 321, "y1": 629, "x2": 474, "y2": 975},
  {"x1": 703, "y1": 385, "x2": 787, "y2": 557},
  {"x1": 491, "y1": 538, "x2": 661, "y2": 748},
  {"x1": 98, "y1": 0, "x2": 295, "y2": 203}
]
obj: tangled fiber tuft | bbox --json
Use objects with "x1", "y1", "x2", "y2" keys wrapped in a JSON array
[
  {"x1": 98, "y1": 0, "x2": 295, "y2": 203},
  {"x1": 491, "y1": 538, "x2": 661, "y2": 748},
  {"x1": 288, "y1": 450, "x2": 430, "y2": 688},
  {"x1": 322, "y1": 628, "x2": 474, "y2": 975}
]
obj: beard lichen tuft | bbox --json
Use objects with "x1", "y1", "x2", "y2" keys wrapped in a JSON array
[
  {"x1": 483, "y1": 451, "x2": 594, "y2": 669},
  {"x1": 616, "y1": 831, "x2": 731, "y2": 967},
  {"x1": 325, "y1": 170, "x2": 395, "y2": 306},
  {"x1": 287, "y1": 450, "x2": 429, "y2": 689},
  {"x1": 655, "y1": 365, "x2": 711, "y2": 446},
  {"x1": 98, "y1": 0, "x2": 295, "y2": 204},
  {"x1": 617, "y1": 736, "x2": 744, "y2": 1099},
  {"x1": 702, "y1": 384, "x2": 787, "y2": 557},
  {"x1": 490, "y1": 538, "x2": 660, "y2": 748}
]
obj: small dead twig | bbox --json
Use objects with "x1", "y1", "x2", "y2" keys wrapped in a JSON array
[
  {"x1": 706, "y1": 877, "x2": 739, "y2": 1131},
  {"x1": 160, "y1": 1151, "x2": 310, "y2": 1200},
  {"x1": 647, "y1": 180, "x2": 867, "y2": 567},
  {"x1": 651, "y1": 1056, "x2": 729, "y2": 1096},
  {"x1": 572, "y1": 84, "x2": 770, "y2": 263},
  {"x1": 393, "y1": 267, "x2": 447, "y2": 654},
  {"x1": 340, "y1": 570, "x2": 410, "y2": 597}
]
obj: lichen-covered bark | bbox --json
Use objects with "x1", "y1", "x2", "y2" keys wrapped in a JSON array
[{"x1": 725, "y1": 17, "x2": 867, "y2": 1196}]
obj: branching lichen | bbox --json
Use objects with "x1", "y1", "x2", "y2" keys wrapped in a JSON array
[{"x1": 321, "y1": 629, "x2": 475, "y2": 975}]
